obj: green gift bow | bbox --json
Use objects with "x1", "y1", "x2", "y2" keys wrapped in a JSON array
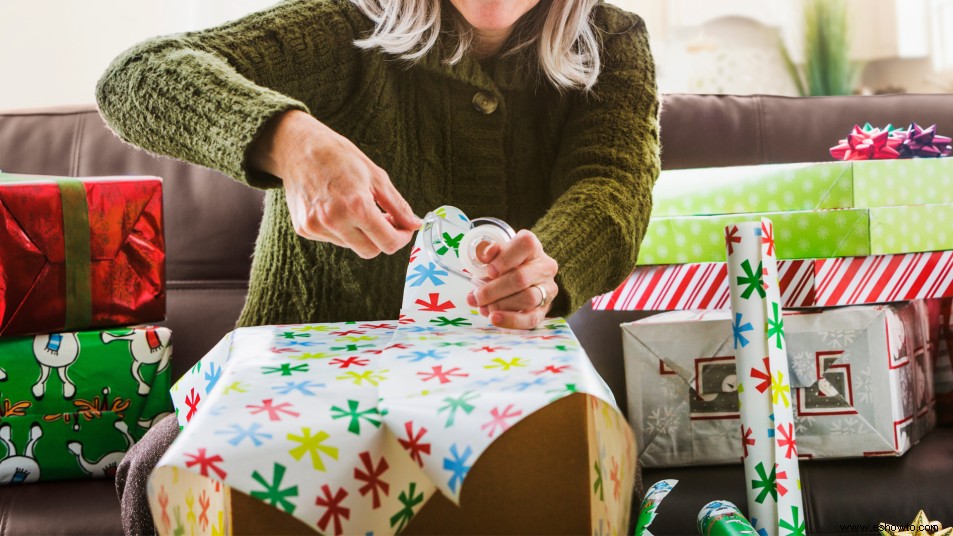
[{"x1": 1, "y1": 174, "x2": 92, "y2": 329}]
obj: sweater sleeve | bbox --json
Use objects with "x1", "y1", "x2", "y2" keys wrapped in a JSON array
[
  {"x1": 95, "y1": 0, "x2": 365, "y2": 189},
  {"x1": 532, "y1": 7, "x2": 661, "y2": 317}
]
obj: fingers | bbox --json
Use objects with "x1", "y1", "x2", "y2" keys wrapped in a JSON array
[
  {"x1": 286, "y1": 173, "x2": 417, "y2": 258},
  {"x1": 488, "y1": 308, "x2": 547, "y2": 330},
  {"x1": 485, "y1": 281, "x2": 557, "y2": 313},
  {"x1": 289, "y1": 195, "x2": 349, "y2": 248},
  {"x1": 372, "y1": 171, "x2": 422, "y2": 232},
  {"x1": 349, "y1": 199, "x2": 416, "y2": 256},
  {"x1": 483, "y1": 230, "x2": 541, "y2": 279},
  {"x1": 469, "y1": 255, "x2": 558, "y2": 309},
  {"x1": 464, "y1": 229, "x2": 559, "y2": 330},
  {"x1": 333, "y1": 222, "x2": 382, "y2": 259},
  {"x1": 279, "y1": 124, "x2": 420, "y2": 257}
]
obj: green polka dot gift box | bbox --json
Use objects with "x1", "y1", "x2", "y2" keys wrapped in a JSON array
[
  {"x1": 0, "y1": 326, "x2": 172, "y2": 484},
  {"x1": 652, "y1": 159, "x2": 953, "y2": 217},
  {"x1": 638, "y1": 204, "x2": 953, "y2": 266}
]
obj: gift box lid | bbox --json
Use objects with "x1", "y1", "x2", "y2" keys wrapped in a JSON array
[{"x1": 652, "y1": 159, "x2": 953, "y2": 218}]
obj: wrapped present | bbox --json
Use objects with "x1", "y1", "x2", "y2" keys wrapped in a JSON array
[
  {"x1": 652, "y1": 159, "x2": 953, "y2": 218},
  {"x1": 595, "y1": 251, "x2": 953, "y2": 311},
  {"x1": 622, "y1": 301, "x2": 936, "y2": 467},
  {"x1": 0, "y1": 174, "x2": 165, "y2": 337},
  {"x1": 637, "y1": 204, "x2": 953, "y2": 266},
  {"x1": 0, "y1": 326, "x2": 173, "y2": 483},
  {"x1": 148, "y1": 206, "x2": 636, "y2": 535}
]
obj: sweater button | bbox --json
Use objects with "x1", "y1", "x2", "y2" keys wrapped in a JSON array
[{"x1": 472, "y1": 92, "x2": 498, "y2": 114}]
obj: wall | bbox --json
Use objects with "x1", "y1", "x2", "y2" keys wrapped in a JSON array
[
  {"x1": 1, "y1": 0, "x2": 949, "y2": 110},
  {"x1": 616, "y1": 0, "x2": 953, "y2": 95},
  {"x1": 0, "y1": 0, "x2": 276, "y2": 110}
]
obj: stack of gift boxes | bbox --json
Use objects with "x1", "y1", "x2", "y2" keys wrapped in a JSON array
[
  {"x1": 602, "y1": 153, "x2": 953, "y2": 467},
  {"x1": 0, "y1": 173, "x2": 172, "y2": 484}
]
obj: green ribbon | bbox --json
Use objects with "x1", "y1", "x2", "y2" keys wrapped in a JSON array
[{"x1": 1, "y1": 174, "x2": 92, "y2": 329}]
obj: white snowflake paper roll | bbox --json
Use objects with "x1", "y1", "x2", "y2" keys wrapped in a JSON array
[{"x1": 725, "y1": 219, "x2": 805, "y2": 536}]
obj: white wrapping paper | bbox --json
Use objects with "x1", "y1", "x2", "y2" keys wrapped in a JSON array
[{"x1": 725, "y1": 220, "x2": 805, "y2": 536}]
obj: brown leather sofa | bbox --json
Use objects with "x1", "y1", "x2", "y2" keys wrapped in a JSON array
[{"x1": 1, "y1": 94, "x2": 951, "y2": 535}]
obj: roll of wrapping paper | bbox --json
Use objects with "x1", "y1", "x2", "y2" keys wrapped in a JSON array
[
  {"x1": 698, "y1": 501, "x2": 759, "y2": 536},
  {"x1": 634, "y1": 479, "x2": 678, "y2": 536},
  {"x1": 725, "y1": 219, "x2": 805, "y2": 536}
]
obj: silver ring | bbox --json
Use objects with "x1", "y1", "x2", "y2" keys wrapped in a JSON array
[{"x1": 533, "y1": 284, "x2": 548, "y2": 308}]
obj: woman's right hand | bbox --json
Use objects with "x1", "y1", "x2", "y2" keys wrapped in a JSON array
[{"x1": 250, "y1": 110, "x2": 422, "y2": 259}]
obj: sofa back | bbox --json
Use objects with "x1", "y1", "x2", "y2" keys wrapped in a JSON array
[{"x1": 2, "y1": 94, "x2": 952, "y2": 398}]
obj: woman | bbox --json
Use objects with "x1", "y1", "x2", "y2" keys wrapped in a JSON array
[{"x1": 98, "y1": 0, "x2": 659, "y2": 532}]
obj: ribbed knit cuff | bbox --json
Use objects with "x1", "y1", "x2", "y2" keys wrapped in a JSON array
[
  {"x1": 233, "y1": 95, "x2": 310, "y2": 190},
  {"x1": 534, "y1": 207, "x2": 628, "y2": 317}
]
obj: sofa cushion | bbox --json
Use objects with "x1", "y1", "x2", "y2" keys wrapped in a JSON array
[
  {"x1": 660, "y1": 93, "x2": 953, "y2": 169},
  {"x1": 0, "y1": 478, "x2": 122, "y2": 535}
]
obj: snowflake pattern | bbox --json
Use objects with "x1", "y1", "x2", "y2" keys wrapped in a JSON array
[
  {"x1": 789, "y1": 351, "x2": 817, "y2": 387},
  {"x1": 820, "y1": 330, "x2": 861, "y2": 348},
  {"x1": 827, "y1": 417, "x2": 868, "y2": 436},
  {"x1": 854, "y1": 367, "x2": 872, "y2": 406},
  {"x1": 645, "y1": 405, "x2": 680, "y2": 437},
  {"x1": 794, "y1": 415, "x2": 816, "y2": 436}
]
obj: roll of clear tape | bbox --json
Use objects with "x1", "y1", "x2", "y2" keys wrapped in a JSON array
[{"x1": 459, "y1": 224, "x2": 513, "y2": 280}]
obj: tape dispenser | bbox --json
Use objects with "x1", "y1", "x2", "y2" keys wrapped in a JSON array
[{"x1": 421, "y1": 209, "x2": 516, "y2": 283}]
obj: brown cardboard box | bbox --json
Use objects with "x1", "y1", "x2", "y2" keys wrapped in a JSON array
[{"x1": 151, "y1": 394, "x2": 636, "y2": 535}]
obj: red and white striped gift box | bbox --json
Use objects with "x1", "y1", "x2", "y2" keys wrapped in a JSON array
[{"x1": 594, "y1": 250, "x2": 953, "y2": 311}]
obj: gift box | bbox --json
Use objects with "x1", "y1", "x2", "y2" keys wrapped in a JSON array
[
  {"x1": 0, "y1": 326, "x2": 173, "y2": 483},
  {"x1": 0, "y1": 174, "x2": 165, "y2": 337},
  {"x1": 652, "y1": 159, "x2": 953, "y2": 218},
  {"x1": 622, "y1": 302, "x2": 936, "y2": 467},
  {"x1": 595, "y1": 250, "x2": 953, "y2": 311},
  {"x1": 637, "y1": 204, "x2": 953, "y2": 266},
  {"x1": 150, "y1": 322, "x2": 633, "y2": 535},
  {"x1": 147, "y1": 206, "x2": 635, "y2": 535}
]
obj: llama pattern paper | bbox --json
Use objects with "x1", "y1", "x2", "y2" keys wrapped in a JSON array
[{"x1": 0, "y1": 326, "x2": 172, "y2": 484}]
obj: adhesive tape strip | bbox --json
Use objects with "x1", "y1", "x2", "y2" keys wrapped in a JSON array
[{"x1": 459, "y1": 225, "x2": 512, "y2": 279}]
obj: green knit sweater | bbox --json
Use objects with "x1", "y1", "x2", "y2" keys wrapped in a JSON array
[{"x1": 96, "y1": 0, "x2": 660, "y2": 326}]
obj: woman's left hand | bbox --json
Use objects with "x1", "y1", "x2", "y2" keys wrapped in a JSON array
[{"x1": 465, "y1": 230, "x2": 558, "y2": 329}]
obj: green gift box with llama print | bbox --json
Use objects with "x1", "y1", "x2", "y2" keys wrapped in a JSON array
[{"x1": 0, "y1": 326, "x2": 172, "y2": 484}]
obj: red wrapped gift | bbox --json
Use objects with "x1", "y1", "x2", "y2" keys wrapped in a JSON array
[{"x1": 0, "y1": 174, "x2": 165, "y2": 336}]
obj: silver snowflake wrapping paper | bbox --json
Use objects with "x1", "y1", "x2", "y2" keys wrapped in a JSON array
[
  {"x1": 622, "y1": 301, "x2": 937, "y2": 466},
  {"x1": 146, "y1": 206, "x2": 635, "y2": 535}
]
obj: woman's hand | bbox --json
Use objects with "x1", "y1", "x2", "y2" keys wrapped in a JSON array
[
  {"x1": 250, "y1": 110, "x2": 421, "y2": 258},
  {"x1": 465, "y1": 230, "x2": 558, "y2": 329}
]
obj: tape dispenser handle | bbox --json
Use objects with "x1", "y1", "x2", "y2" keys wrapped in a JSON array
[{"x1": 459, "y1": 218, "x2": 516, "y2": 280}]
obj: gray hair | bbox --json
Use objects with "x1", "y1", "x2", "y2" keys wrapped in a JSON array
[{"x1": 350, "y1": 0, "x2": 601, "y2": 91}]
